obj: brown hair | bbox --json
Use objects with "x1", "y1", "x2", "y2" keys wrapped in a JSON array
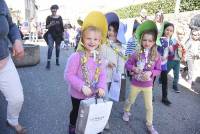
[{"x1": 137, "y1": 30, "x2": 158, "y2": 61}]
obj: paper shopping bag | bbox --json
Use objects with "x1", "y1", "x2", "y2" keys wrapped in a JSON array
[
  {"x1": 75, "y1": 98, "x2": 113, "y2": 134},
  {"x1": 108, "y1": 72, "x2": 121, "y2": 101}
]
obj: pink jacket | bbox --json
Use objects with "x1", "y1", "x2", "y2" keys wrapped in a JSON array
[
  {"x1": 125, "y1": 52, "x2": 161, "y2": 87},
  {"x1": 64, "y1": 52, "x2": 106, "y2": 99}
]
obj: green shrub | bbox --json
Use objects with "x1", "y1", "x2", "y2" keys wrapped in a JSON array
[
  {"x1": 115, "y1": 0, "x2": 200, "y2": 19},
  {"x1": 115, "y1": 0, "x2": 176, "y2": 19},
  {"x1": 180, "y1": 0, "x2": 200, "y2": 12}
]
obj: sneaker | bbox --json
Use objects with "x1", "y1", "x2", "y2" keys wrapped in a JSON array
[
  {"x1": 6, "y1": 121, "x2": 27, "y2": 134},
  {"x1": 173, "y1": 85, "x2": 180, "y2": 93},
  {"x1": 147, "y1": 125, "x2": 159, "y2": 134},
  {"x1": 122, "y1": 112, "x2": 130, "y2": 122},
  {"x1": 161, "y1": 98, "x2": 171, "y2": 106}
]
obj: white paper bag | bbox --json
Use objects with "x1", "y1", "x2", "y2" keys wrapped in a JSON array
[
  {"x1": 76, "y1": 98, "x2": 113, "y2": 134},
  {"x1": 108, "y1": 71, "x2": 121, "y2": 101}
]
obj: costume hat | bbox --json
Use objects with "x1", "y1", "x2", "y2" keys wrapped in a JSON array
[
  {"x1": 77, "y1": 11, "x2": 108, "y2": 51},
  {"x1": 105, "y1": 12, "x2": 127, "y2": 44},
  {"x1": 135, "y1": 20, "x2": 157, "y2": 43}
]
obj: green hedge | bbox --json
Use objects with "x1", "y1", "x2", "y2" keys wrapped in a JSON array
[
  {"x1": 180, "y1": 0, "x2": 200, "y2": 12},
  {"x1": 115, "y1": 0, "x2": 176, "y2": 19},
  {"x1": 115, "y1": 0, "x2": 200, "y2": 19}
]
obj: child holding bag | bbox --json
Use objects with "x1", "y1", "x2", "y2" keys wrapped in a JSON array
[
  {"x1": 122, "y1": 20, "x2": 161, "y2": 134},
  {"x1": 64, "y1": 11, "x2": 108, "y2": 134}
]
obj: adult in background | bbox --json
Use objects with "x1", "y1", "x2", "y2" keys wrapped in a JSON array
[
  {"x1": 154, "y1": 10, "x2": 164, "y2": 31},
  {"x1": 135, "y1": 8, "x2": 148, "y2": 25},
  {"x1": 29, "y1": 18, "x2": 38, "y2": 42},
  {"x1": 0, "y1": 0, "x2": 26, "y2": 133},
  {"x1": 45, "y1": 4, "x2": 64, "y2": 69},
  {"x1": 185, "y1": 14, "x2": 200, "y2": 90}
]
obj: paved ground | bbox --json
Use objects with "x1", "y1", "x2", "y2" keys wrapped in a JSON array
[{"x1": 0, "y1": 43, "x2": 200, "y2": 134}]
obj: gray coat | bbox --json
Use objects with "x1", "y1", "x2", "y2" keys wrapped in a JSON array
[{"x1": 0, "y1": 0, "x2": 21, "y2": 60}]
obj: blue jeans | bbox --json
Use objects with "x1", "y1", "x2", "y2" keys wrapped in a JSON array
[
  {"x1": 47, "y1": 33, "x2": 62, "y2": 59},
  {"x1": 167, "y1": 60, "x2": 180, "y2": 88}
]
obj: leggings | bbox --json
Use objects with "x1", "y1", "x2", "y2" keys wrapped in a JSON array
[{"x1": 70, "y1": 97, "x2": 82, "y2": 126}]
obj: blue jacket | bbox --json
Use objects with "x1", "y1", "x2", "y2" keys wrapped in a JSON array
[{"x1": 0, "y1": 0, "x2": 21, "y2": 60}]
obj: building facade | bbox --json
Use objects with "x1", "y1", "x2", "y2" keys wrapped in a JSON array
[{"x1": 6, "y1": 0, "x2": 38, "y2": 23}]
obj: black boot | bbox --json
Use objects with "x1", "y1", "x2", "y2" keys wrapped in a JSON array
[
  {"x1": 46, "y1": 60, "x2": 50, "y2": 69},
  {"x1": 56, "y1": 58, "x2": 60, "y2": 66},
  {"x1": 69, "y1": 124, "x2": 75, "y2": 134},
  {"x1": 162, "y1": 98, "x2": 171, "y2": 106}
]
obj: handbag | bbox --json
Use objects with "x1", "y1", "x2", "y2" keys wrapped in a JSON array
[
  {"x1": 108, "y1": 71, "x2": 121, "y2": 101},
  {"x1": 75, "y1": 97, "x2": 113, "y2": 134},
  {"x1": 43, "y1": 31, "x2": 48, "y2": 44},
  {"x1": 108, "y1": 53, "x2": 127, "y2": 102}
]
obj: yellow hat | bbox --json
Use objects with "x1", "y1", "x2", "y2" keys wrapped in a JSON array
[{"x1": 76, "y1": 11, "x2": 108, "y2": 51}]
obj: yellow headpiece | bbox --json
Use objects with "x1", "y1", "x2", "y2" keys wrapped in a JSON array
[{"x1": 76, "y1": 11, "x2": 108, "y2": 51}]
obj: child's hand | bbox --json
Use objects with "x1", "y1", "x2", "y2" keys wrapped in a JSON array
[
  {"x1": 181, "y1": 58, "x2": 186, "y2": 64},
  {"x1": 141, "y1": 71, "x2": 152, "y2": 81},
  {"x1": 161, "y1": 57, "x2": 166, "y2": 61},
  {"x1": 82, "y1": 86, "x2": 92, "y2": 96},
  {"x1": 97, "y1": 88, "x2": 105, "y2": 97},
  {"x1": 169, "y1": 45, "x2": 174, "y2": 52},
  {"x1": 132, "y1": 67, "x2": 142, "y2": 74},
  {"x1": 108, "y1": 62, "x2": 116, "y2": 69}
]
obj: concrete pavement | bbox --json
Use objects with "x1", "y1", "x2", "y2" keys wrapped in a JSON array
[{"x1": 0, "y1": 44, "x2": 200, "y2": 134}]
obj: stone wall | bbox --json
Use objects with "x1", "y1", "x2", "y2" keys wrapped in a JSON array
[
  {"x1": 12, "y1": 44, "x2": 40, "y2": 67},
  {"x1": 160, "y1": 10, "x2": 200, "y2": 35},
  {"x1": 123, "y1": 10, "x2": 200, "y2": 41}
]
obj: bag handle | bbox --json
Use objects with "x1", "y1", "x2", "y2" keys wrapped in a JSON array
[{"x1": 95, "y1": 93, "x2": 106, "y2": 104}]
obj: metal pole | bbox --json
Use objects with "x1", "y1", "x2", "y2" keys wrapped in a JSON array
[{"x1": 175, "y1": 0, "x2": 181, "y2": 14}]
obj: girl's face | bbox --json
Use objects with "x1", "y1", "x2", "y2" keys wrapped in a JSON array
[
  {"x1": 164, "y1": 25, "x2": 174, "y2": 38},
  {"x1": 107, "y1": 25, "x2": 117, "y2": 42},
  {"x1": 191, "y1": 30, "x2": 200, "y2": 41},
  {"x1": 141, "y1": 33, "x2": 155, "y2": 49},
  {"x1": 176, "y1": 32, "x2": 185, "y2": 41},
  {"x1": 83, "y1": 29, "x2": 101, "y2": 52},
  {"x1": 155, "y1": 13, "x2": 162, "y2": 23}
]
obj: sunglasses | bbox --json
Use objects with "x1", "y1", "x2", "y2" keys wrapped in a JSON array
[{"x1": 51, "y1": 9, "x2": 57, "y2": 12}]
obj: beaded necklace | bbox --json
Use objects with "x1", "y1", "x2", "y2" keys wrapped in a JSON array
[
  {"x1": 137, "y1": 49, "x2": 155, "y2": 70},
  {"x1": 80, "y1": 52, "x2": 101, "y2": 90},
  {"x1": 110, "y1": 43, "x2": 127, "y2": 60}
]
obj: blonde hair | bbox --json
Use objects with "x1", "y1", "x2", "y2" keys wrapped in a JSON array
[{"x1": 176, "y1": 26, "x2": 185, "y2": 35}]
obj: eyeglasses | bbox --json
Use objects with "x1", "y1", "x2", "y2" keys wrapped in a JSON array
[
  {"x1": 51, "y1": 9, "x2": 57, "y2": 12},
  {"x1": 192, "y1": 34, "x2": 200, "y2": 36},
  {"x1": 177, "y1": 33, "x2": 185, "y2": 35}
]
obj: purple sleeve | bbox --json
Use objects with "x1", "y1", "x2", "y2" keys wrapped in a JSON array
[
  {"x1": 96, "y1": 65, "x2": 107, "y2": 90},
  {"x1": 125, "y1": 53, "x2": 137, "y2": 71},
  {"x1": 151, "y1": 55, "x2": 161, "y2": 78},
  {"x1": 64, "y1": 53, "x2": 84, "y2": 92}
]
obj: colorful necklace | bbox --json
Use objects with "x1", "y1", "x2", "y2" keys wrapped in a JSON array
[
  {"x1": 137, "y1": 49, "x2": 155, "y2": 70},
  {"x1": 80, "y1": 52, "x2": 101, "y2": 90},
  {"x1": 110, "y1": 43, "x2": 127, "y2": 60}
]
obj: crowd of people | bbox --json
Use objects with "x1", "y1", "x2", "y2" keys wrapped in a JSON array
[
  {"x1": 63, "y1": 9, "x2": 200, "y2": 134},
  {"x1": 0, "y1": 0, "x2": 200, "y2": 133}
]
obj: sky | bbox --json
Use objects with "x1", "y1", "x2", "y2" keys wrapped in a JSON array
[
  {"x1": 5, "y1": 0, "x2": 151, "y2": 23},
  {"x1": 36, "y1": 0, "x2": 149, "y2": 23}
]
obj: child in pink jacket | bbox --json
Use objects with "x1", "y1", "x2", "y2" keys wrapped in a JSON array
[{"x1": 64, "y1": 11, "x2": 108, "y2": 134}]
